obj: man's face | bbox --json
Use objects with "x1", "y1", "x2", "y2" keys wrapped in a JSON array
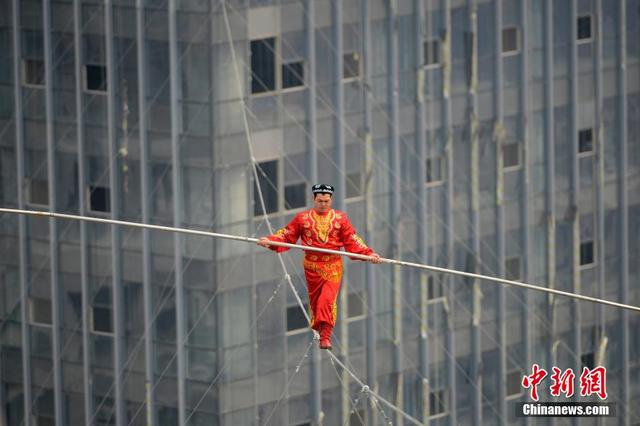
[{"x1": 313, "y1": 193, "x2": 332, "y2": 213}]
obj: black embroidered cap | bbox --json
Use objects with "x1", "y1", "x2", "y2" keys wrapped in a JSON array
[{"x1": 312, "y1": 183, "x2": 335, "y2": 195}]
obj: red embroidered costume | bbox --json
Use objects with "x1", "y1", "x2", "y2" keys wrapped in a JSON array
[{"x1": 264, "y1": 208, "x2": 373, "y2": 345}]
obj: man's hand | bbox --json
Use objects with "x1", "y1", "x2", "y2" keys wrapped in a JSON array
[
  {"x1": 257, "y1": 237, "x2": 272, "y2": 248},
  {"x1": 369, "y1": 253, "x2": 382, "y2": 264}
]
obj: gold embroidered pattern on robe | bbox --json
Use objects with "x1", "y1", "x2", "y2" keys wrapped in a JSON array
[
  {"x1": 303, "y1": 258, "x2": 343, "y2": 283},
  {"x1": 310, "y1": 209, "x2": 335, "y2": 244},
  {"x1": 352, "y1": 233, "x2": 369, "y2": 250}
]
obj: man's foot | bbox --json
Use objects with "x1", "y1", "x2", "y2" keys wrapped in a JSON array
[
  {"x1": 319, "y1": 338, "x2": 332, "y2": 350},
  {"x1": 319, "y1": 323, "x2": 333, "y2": 350}
]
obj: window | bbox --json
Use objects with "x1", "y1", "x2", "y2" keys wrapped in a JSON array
[
  {"x1": 580, "y1": 241, "x2": 594, "y2": 266},
  {"x1": 124, "y1": 282, "x2": 143, "y2": 332},
  {"x1": 254, "y1": 160, "x2": 278, "y2": 216},
  {"x1": 503, "y1": 143, "x2": 521, "y2": 169},
  {"x1": 89, "y1": 185, "x2": 111, "y2": 213},
  {"x1": 34, "y1": 416, "x2": 55, "y2": 426},
  {"x1": 27, "y1": 178, "x2": 49, "y2": 206},
  {"x1": 505, "y1": 257, "x2": 522, "y2": 281},
  {"x1": 577, "y1": 15, "x2": 592, "y2": 41},
  {"x1": 284, "y1": 182, "x2": 306, "y2": 210},
  {"x1": 92, "y1": 287, "x2": 112, "y2": 333},
  {"x1": 92, "y1": 306, "x2": 113, "y2": 333},
  {"x1": 94, "y1": 396, "x2": 116, "y2": 425},
  {"x1": 507, "y1": 369, "x2": 523, "y2": 397},
  {"x1": 255, "y1": 160, "x2": 306, "y2": 214},
  {"x1": 346, "y1": 172, "x2": 362, "y2": 198},
  {"x1": 424, "y1": 39, "x2": 440, "y2": 66},
  {"x1": 343, "y1": 52, "x2": 361, "y2": 79},
  {"x1": 29, "y1": 297, "x2": 52, "y2": 325},
  {"x1": 33, "y1": 390, "x2": 56, "y2": 424},
  {"x1": 426, "y1": 157, "x2": 444, "y2": 184},
  {"x1": 349, "y1": 409, "x2": 366, "y2": 425},
  {"x1": 427, "y1": 275, "x2": 444, "y2": 300},
  {"x1": 286, "y1": 304, "x2": 308, "y2": 332},
  {"x1": 429, "y1": 389, "x2": 447, "y2": 417},
  {"x1": 251, "y1": 38, "x2": 276, "y2": 94},
  {"x1": 282, "y1": 61, "x2": 304, "y2": 89},
  {"x1": 502, "y1": 27, "x2": 520, "y2": 54},
  {"x1": 347, "y1": 291, "x2": 364, "y2": 318},
  {"x1": 578, "y1": 128, "x2": 594, "y2": 154},
  {"x1": 22, "y1": 59, "x2": 45, "y2": 87},
  {"x1": 151, "y1": 163, "x2": 172, "y2": 217},
  {"x1": 581, "y1": 352, "x2": 595, "y2": 370},
  {"x1": 251, "y1": 39, "x2": 305, "y2": 93},
  {"x1": 85, "y1": 64, "x2": 107, "y2": 92}
]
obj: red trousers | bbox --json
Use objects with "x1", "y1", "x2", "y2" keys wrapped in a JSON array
[{"x1": 303, "y1": 256, "x2": 343, "y2": 332}]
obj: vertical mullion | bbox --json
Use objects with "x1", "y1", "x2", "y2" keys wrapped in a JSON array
[
  {"x1": 251, "y1": 30, "x2": 261, "y2": 421},
  {"x1": 306, "y1": 0, "x2": 317, "y2": 187},
  {"x1": 543, "y1": 2, "x2": 557, "y2": 418},
  {"x1": 415, "y1": 0, "x2": 429, "y2": 423},
  {"x1": 594, "y1": 0, "x2": 605, "y2": 341},
  {"x1": 387, "y1": 1, "x2": 403, "y2": 424},
  {"x1": 594, "y1": 4, "x2": 606, "y2": 424},
  {"x1": 618, "y1": 0, "x2": 629, "y2": 423},
  {"x1": 333, "y1": 0, "x2": 344, "y2": 211},
  {"x1": 467, "y1": 0, "x2": 482, "y2": 423},
  {"x1": 442, "y1": 0, "x2": 456, "y2": 423},
  {"x1": 136, "y1": 0, "x2": 157, "y2": 424},
  {"x1": 104, "y1": 0, "x2": 126, "y2": 424},
  {"x1": 250, "y1": 166, "x2": 258, "y2": 418},
  {"x1": 168, "y1": 0, "x2": 186, "y2": 423},
  {"x1": 11, "y1": 0, "x2": 33, "y2": 424},
  {"x1": 0, "y1": 338, "x2": 4, "y2": 425},
  {"x1": 362, "y1": 0, "x2": 378, "y2": 423},
  {"x1": 333, "y1": 0, "x2": 345, "y2": 207},
  {"x1": 206, "y1": 4, "x2": 219, "y2": 426},
  {"x1": 569, "y1": 0, "x2": 582, "y2": 395},
  {"x1": 520, "y1": 1, "x2": 532, "y2": 425},
  {"x1": 43, "y1": 0, "x2": 64, "y2": 423},
  {"x1": 494, "y1": 0, "x2": 508, "y2": 420},
  {"x1": 73, "y1": 0, "x2": 92, "y2": 424}
]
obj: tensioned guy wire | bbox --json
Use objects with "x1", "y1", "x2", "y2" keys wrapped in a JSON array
[{"x1": 1, "y1": 208, "x2": 638, "y2": 313}]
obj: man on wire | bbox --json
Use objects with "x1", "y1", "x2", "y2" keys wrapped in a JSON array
[{"x1": 257, "y1": 184, "x2": 382, "y2": 350}]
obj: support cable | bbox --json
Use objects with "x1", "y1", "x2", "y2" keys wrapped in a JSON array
[
  {"x1": 342, "y1": 386, "x2": 369, "y2": 426},
  {"x1": 328, "y1": 351, "x2": 371, "y2": 425},
  {"x1": 262, "y1": 338, "x2": 316, "y2": 426}
]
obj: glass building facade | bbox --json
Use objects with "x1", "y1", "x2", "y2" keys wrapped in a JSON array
[{"x1": 0, "y1": 0, "x2": 639, "y2": 424}]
